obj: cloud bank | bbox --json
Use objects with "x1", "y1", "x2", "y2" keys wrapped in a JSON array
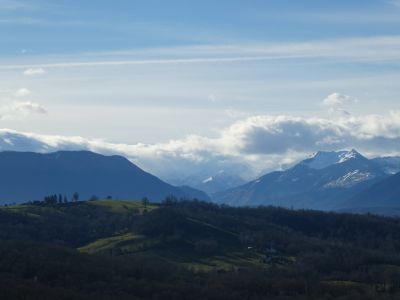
[{"x1": 1, "y1": 111, "x2": 400, "y2": 181}]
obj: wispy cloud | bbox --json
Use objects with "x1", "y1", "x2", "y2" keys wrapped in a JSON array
[
  {"x1": 14, "y1": 88, "x2": 31, "y2": 97},
  {"x1": 0, "y1": 0, "x2": 35, "y2": 10},
  {"x1": 0, "y1": 17, "x2": 43, "y2": 25},
  {"x1": 1, "y1": 55, "x2": 307, "y2": 70},
  {"x1": 273, "y1": 11, "x2": 400, "y2": 24},
  {"x1": 388, "y1": 0, "x2": 400, "y2": 7},
  {"x1": 2, "y1": 36, "x2": 400, "y2": 71},
  {"x1": 322, "y1": 93, "x2": 358, "y2": 107},
  {"x1": 0, "y1": 87, "x2": 46, "y2": 120},
  {"x1": 0, "y1": 101, "x2": 46, "y2": 120},
  {"x1": 23, "y1": 68, "x2": 45, "y2": 76}
]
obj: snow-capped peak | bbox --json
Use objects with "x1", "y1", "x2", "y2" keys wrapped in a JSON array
[
  {"x1": 337, "y1": 149, "x2": 362, "y2": 164},
  {"x1": 303, "y1": 149, "x2": 363, "y2": 170}
]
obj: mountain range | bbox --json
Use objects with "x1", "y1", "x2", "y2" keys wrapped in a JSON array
[
  {"x1": 0, "y1": 148, "x2": 399, "y2": 215},
  {"x1": 0, "y1": 151, "x2": 209, "y2": 204},
  {"x1": 213, "y1": 149, "x2": 400, "y2": 213}
]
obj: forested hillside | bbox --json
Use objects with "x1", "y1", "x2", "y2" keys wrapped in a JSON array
[{"x1": 1, "y1": 199, "x2": 400, "y2": 299}]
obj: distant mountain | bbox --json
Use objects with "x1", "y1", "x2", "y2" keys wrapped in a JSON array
[
  {"x1": 0, "y1": 151, "x2": 209, "y2": 204},
  {"x1": 0, "y1": 129, "x2": 249, "y2": 195},
  {"x1": 198, "y1": 170, "x2": 246, "y2": 194},
  {"x1": 214, "y1": 150, "x2": 388, "y2": 210},
  {"x1": 178, "y1": 185, "x2": 212, "y2": 200},
  {"x1": 170, "y1": 170, "x2": 246, "y2": 194},
  {"x1": 371, "y1": 156, "x2": 400, "y2": 175},
  {"x1": 342, "y1": 172, "x2": 400, "y2": 214}
]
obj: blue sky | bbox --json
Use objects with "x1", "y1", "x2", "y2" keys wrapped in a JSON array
[
  {"x1": 2, "y1": 0, "x2": 400, "y2": 55},
  {"x1": 1, "y1": 0, "x2": 400, "y2": 179}
]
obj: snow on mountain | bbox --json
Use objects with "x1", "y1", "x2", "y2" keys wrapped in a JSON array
[
  {"x1": 214, "y1": 149, "x2": 387, "y2": 210},
  {"x1": 202, "y1": 176, "x2": 213, "y2": 184},
  {"x1": 302, "y1": 149, "x2": 363, "y2": 170},
  {"x1": 169, "y1": 170, "x2": 246, "y2": 195},
  {"x1": 337, "y1": 149, "x2": 362, "y2": 163},
  {"x1": 324, "y1": 170, "x2": 375, "y2": 188}
]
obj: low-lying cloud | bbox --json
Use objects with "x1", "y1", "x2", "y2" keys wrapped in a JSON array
[{"x1": 1, "y1": 111, "x2": 400, "y2": 181}]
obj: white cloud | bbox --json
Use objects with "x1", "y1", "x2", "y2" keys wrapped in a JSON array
[
  {"x1": 322, "y1": 93, "x2": 358, "y2": 107},
  {"x1": 23, "y1": 68, "x2": 45, "y2": 76},
  {"x1": 13, "y1": 101, "x2": 46, "y2": 114},
  {"x1": 1, "y1": 111, "x2": 400, "y2": 180},
  {"x1": 0, "y1": 101, "x2": 47, "y2": 120},
  {"x1": 14, "y1": 88, "x2": 31, "y2": 97},
  {"x1": 2, "y1": 36, "x2": 400, "y2": 72}
]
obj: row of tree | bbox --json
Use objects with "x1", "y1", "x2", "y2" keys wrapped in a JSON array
[{"x1": 42, "y1": 193, "x2": 79, "y2": 204}]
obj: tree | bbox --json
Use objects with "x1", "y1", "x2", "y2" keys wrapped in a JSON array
[
  {"x1": 163, "y1": 195, "x2": 178, "y2": 206},
  {"x1": 44, "y1": 194, "x2": 57, "y2": 205},
  {"x1": 72, "y1": 192, "x2": 79, "y2": 202},
  {"x1": 142, "y1": 197, "x2": 149, "y2": 209},
  {"x1": 89, "y1": 195, "x2": 98, "y2": 201}
]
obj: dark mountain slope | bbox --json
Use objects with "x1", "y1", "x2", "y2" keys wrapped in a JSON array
[
  {"x1": 0, "y1": 151, "x2": 209, "y2": 203},
  {"x1": 343, "y1": 172, "x2": 400, "y2": 213}
]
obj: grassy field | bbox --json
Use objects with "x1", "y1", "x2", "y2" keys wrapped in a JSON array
[
  {"x1": 0, "y1": 200, "x2": 275, "y2": 273},
  {"x1": 79, "y1": 232, "x2": 143, "y2": 254},
  {"x1": 0, "y1": 199, "x2": 265, "y2": 271},
  {"x1": 76, "y1": 202, "x2": 272, "y2": 271},
  {"x1": 88, "y1": 199, "x2": 158, "y2": 214}
]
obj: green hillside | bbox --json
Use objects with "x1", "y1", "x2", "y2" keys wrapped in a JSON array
[{"x1": 2, "y1": 199, "x2": 400, "y2": 299}]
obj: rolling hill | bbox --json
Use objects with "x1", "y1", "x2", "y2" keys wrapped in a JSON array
[{"x1": 2, "y1": 199, "x2": 400, "y2": 299}]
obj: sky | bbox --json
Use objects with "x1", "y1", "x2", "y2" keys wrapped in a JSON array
[{"x1": 1, "y1": 0, "x2": 400, "y2": 181}]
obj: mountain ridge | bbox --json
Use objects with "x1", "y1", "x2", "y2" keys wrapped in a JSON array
[
  {"x1": 213, "y1": 149, "x2": 389, "y2": 210},
  {"x1": 0, "y1": 150, "x2": 209, "y2": 204},
  {"x1": 343, "y1": 171, "x2": 400, "y2": 211}
]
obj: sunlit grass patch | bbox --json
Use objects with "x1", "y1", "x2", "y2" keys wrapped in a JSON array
[
  {"x1": 88, "y1": 199, "x2": 157, "y2": 214},
  {"x1": 79, "y1": 232, "x2": 143, "y2": 254}
]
